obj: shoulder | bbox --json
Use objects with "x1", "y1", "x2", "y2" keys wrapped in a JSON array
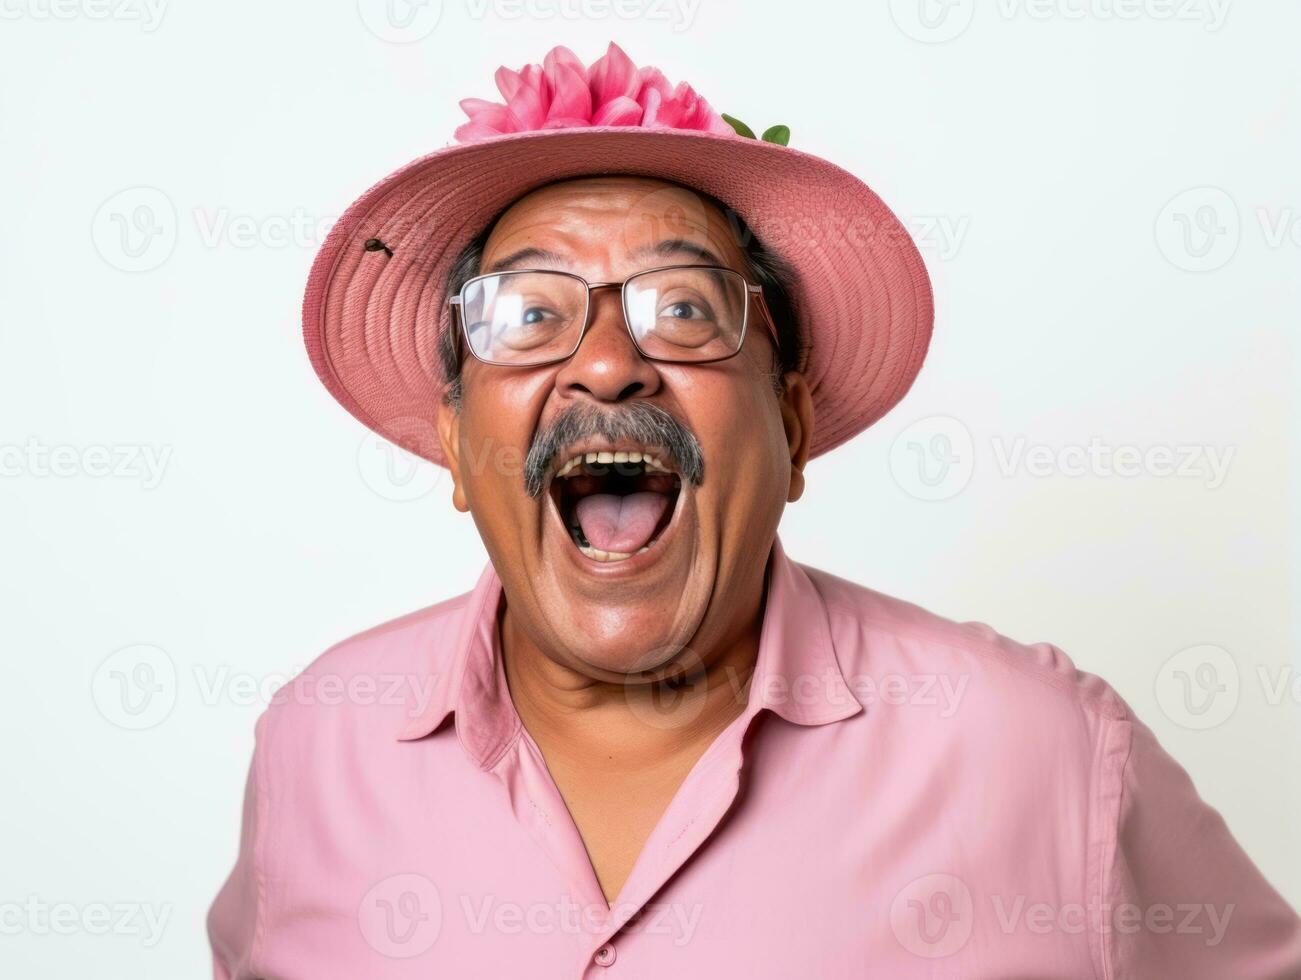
[
  {"x1": 299, "y1": 588, "x2": 475, "y2": 680},
  {"x1": 802, "y1": 562, "x2": 1134, "y2": 741},
  {"x1": 254, "y1": 585, "x2": 478, "y2": 746}
]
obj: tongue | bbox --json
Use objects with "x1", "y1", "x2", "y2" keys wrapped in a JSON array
[{"x1": 574, "y1": 492, "x2": 669, "y2": 554}]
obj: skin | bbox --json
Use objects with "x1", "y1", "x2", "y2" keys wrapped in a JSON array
[{"x1": 436, "y1": 176, "x2": 814, "y2": 902}]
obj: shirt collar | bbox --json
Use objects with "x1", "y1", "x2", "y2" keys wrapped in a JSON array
[{"x1": 396, "y1": 535, "x2": 862, "y2": 761}]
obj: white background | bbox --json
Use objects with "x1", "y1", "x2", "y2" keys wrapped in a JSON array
[{"x1": 2, "y1": 0, "x2": 1298, "y2": 974}]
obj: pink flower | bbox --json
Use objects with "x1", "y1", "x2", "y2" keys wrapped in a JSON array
[{"x1": 454, "y1": 42, "x2": 734, "y2": 143}]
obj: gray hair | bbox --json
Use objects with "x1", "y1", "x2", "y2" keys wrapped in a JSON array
[{"x1": 523, "y1": 403, "x2": 704, "y2": 498}]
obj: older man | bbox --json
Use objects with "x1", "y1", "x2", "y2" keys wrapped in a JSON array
[{"x1": 210, "y1": 44, "x2": 1301, "y2": 978}]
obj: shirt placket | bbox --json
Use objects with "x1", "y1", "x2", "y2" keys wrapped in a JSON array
[{"x1": 493, "y1": 702, "x2": 763, "y2": 977}]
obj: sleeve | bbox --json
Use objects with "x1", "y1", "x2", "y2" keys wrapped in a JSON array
[
  {"x1": 207, "y1": 714, "x2": 268, "y2": 980},
  {"x1": 1103, "y1": 715, "x2": 1301, "y2": 979}
]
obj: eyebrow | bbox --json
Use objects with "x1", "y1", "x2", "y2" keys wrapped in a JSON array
[
  {"x1": 483, "y1": 238, "x2": 728, "y2": 275},
  {"x1": 484, "y1": 247, "x2": 570, "y2": 273},
  {"x1": 630, "y1": 238, "x2": 726, "y2": 266}
]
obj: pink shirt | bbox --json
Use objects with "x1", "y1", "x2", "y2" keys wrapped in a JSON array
[{"x1": 209, "y1": 539, "x2": 1301, "y2": 978}]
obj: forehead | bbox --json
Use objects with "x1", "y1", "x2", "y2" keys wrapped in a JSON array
[{"x1": 480, "y1": 176, "x2": 749, "y2": 278}]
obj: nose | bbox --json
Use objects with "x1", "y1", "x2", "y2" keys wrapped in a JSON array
[{"x1": 554, "y1": 286, "x2": 662, "y2": 404}]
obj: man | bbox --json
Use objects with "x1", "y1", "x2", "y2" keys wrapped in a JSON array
[{"x1": 210, "y1": 43, "x2": 1301, "y2": 978}]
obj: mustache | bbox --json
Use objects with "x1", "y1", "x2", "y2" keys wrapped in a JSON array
[{"x1": 524, "y1": 403, "x2": 705, "y2": 498}]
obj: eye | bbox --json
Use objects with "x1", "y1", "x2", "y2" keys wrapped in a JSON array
[
  {"x1": 521, "y1": 306, "x2": 550, "y2": 325},
  {"x1": 660, "y1": 300, "x2": 711, "y2": 320}
]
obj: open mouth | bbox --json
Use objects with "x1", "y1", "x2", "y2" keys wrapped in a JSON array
[{"x1": 549, "y1": 449, "x2": 682, "y2": 563}]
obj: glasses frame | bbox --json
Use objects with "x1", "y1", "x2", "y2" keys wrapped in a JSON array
[{"x1": 446, "y1": 264, "x2": 780, "y2": 367}]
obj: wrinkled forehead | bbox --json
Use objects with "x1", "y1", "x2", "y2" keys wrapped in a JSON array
[{"x1": 480, "y1": 176, "x2": 749, "y2": 281}]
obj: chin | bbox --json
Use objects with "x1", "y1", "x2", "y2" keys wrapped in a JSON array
[{"x1": 547, "y1": 596, "x2": 710, "y2": 680}]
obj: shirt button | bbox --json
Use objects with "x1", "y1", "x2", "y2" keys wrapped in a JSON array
[{"x1": 594, "y1": 943, "x2": 616, "y2": 967}]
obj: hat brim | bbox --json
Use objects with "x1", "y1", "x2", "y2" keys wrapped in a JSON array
[{"x1": 303, "y1": 126, "x2": 933, "y2": 466}]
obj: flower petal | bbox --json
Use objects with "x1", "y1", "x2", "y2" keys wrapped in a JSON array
[
  {"x1": 454, "y1": 119, "x2": 507, "y2": 142},
  {"x1": 591, "y1": 95, "x2": 643, "y2": 127},
  {"x1": 494, "y1": 66, "x2": 524, "y2": 102},
  {"x1": 545, "y1": 62, "x2": 592, "y2": 125},
  {"x1": 543, "y1": 45, "x2": 587, "y2": 85},
  {"x1": 455, "y1": 44, "x2": 736, "y2": 142},
  {"x1": 588, "y1": 42, "x2": 639, "y2": 107}
]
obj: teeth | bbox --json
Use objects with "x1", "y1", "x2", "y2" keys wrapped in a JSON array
[
  {"x1": 578, "y1": 544, "x2": 654, "y2": 562},
  {"x1": 554, "y1": 450, "x2": 673, "y2": 478}
]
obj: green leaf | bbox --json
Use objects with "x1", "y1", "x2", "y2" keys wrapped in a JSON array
[
  {"x1": 721, "y1": 113, "x2": 756, "y2": 139},
  {"x1": 761, "y1": 124, "x2": 790, "y2": 146}
]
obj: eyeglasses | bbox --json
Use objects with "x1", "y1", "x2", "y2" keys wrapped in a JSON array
[{"x1": 447, "y1": 265, "x2": 779, "y2": 367}]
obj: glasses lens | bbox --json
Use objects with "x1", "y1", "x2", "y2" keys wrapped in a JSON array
[
  {"x1": 460, "y1": 272, "x2": 586, "y2": 364},
  {"x1": 624, "y1": 267, "x2": 748, "y2": 362}
]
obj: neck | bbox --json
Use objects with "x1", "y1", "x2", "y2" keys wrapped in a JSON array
[{"x1": 500, "y1": 595, "x2": 764, "y2": 772}]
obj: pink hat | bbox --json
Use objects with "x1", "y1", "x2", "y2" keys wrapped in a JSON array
[{"x1": 303, "y1": 43, "x2": 933, "y2": 466}]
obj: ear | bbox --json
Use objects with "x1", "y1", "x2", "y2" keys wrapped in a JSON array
[
  {"x1": 436, "y1": 399, "x2": 470, "y2": 513},
  {"x1": 779, "y1": 371, "x2": 814, "y2": 503}
]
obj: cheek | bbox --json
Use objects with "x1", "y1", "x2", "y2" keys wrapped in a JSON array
[
  {"x1": 676, "y1": 372, "x2": 789, "y2": 499},
  {"x1": 456, "y1": 368, "x2": 555, "y2": 494}
]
